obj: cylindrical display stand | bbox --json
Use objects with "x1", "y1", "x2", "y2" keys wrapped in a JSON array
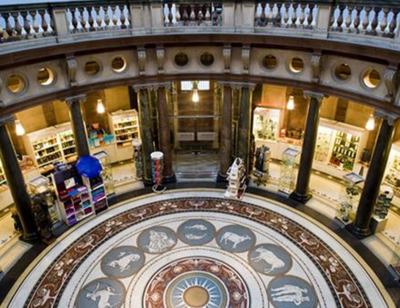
[
  {"x1": 151, "y1": 151, "x2": 166, "y2": 193},
  {"x1": 133, "y1": 141, "x2": 144, "y2": 180}
]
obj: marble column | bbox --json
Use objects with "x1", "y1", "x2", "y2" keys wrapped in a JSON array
[
  {"x1": 66, "y1": 95, "x2": 90, "y2": 157},
  {"x1": 217, "y1": 83, "x2": 233, "y2": 181},
  {"x1": 290, "y1": 92, "x2": 324, "y2": 203},
  {"x1": 351, "y1": 112, "x2": 397, "y2": 238},
  {"x1": 135, "y1": 86, "x2": 154, "y2": 184},
  {"x1": 0, "y1": 117, "x2": 37, "y2": 241},
  {"x1": 237, "y1": 84, "x2": 255, "y2": 171},
  {"x1": 157, "y1": 84, "x2": 176, "y2": 183}
]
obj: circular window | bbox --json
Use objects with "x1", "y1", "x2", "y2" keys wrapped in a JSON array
[
  {"x1": 174, "y1": 52, "x2": 189, "y2": 67},
  {"x1": 112, "y1": 57, "x2": 127, "y2": 73},
  {"x1": 37, "y1": 68, "x2": 55, "y2": 86},
  {"x1": 289, "y1": 57, "x2": 304, "y2": 73},
  {"x1": 334, "y1": 63, "x2": 351, "y2": 81},
  {"x1": 85, "y1": 60, "x2": 101, "y2": 76},
  {"x1": 363, "y1": 69, "x2": 381, "y2": 89},
  {"x1": 200, "y1": 52, "x2": 214, "y2": 67},
  {"x1": 7, "y1": 75, "x2": 26, "y2": 93},
  {"x1": 262, "y1": 55, "x2": 277, "y2": 70}
]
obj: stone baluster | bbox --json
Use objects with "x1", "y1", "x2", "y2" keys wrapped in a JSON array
[
  {"x1": 212, "y1": 5, "x2": 218, "y2": 26},
  {"x1": 190, "y1": 5, "x2": 196, "y2": 26},
  {"x1": 283, "y1": 3, "x2": 290, "y2": 27},
  {"x1": 176, "y1": 4, "x2": 181, "y2": 25},
  {"x1": 380, "y1": 8, "x2": 389, "y2": 36},
  {"x1": 21, "y1": 11, "x2": 31, "y2": 37},
  {"x1": 345, "y1": 6, "x2": 354, "y2": 32},
  {"x1": 369, "y1": 7, "x2": 381, "y2": 36},
  {"x1": 388, "y1": 8, "x2": 399, "y2": 38},
  {"x1": 205, "y1": 5, "x2": 210, "y2": 26},
  {"x1": 198, "y1": 6, "x2": 204, "y2": 26},
  {"x1": 78, "y1": 7, "x2": 86, "y2": 31},
  {"x1": 329, "y1": 5, "x2": 336, "y2": 28},
  {"x1": 182, "y1": 5, "x2": 189, "y2": 26},
  {"x1": 12, "y1": 12, "x2": 22, "y2": 37},
  {"x1": 49, "y1": 11, "x2": 55, "y2": 35},
  {"x1": 268, "y1": 3, "x2": 274, "y2": 27},
  {"x1": 120, "y1": 5, "x2": 127, "y2": 29},
  {"x1": 254, "y1": 4, "x2": 260, "y2": 26},
  {"x1": 103, "y1": 5, "x2": 110, "y2": 29},
  {"x1": 291, "y1": 3, "x2": 298, "y2": 28},
  {"x1": 3, "y1": 13, "x2": 13, "y2": 38},
  {"x1": 167, "y1": 3, "x2": 173, "y2": 26},
  {"x1": 111, "y1": 5, "x2": 118, "y2": 28},
  {"x1": 0, "y1": 22, "x2": 4, "y2": 42},
  {"x1": 94, "y1": 6, "x2": 102, "y2": 29},
  {"x1": 276, "y1": 3, "x2": 282, "y2": 27},
  {"x1": 87, "y1": 6, "x2": 95, "y2": 31},
  {"x1": 39, "y1": 10, "x2": 49, "y2": 36},
  {"x1": 299, "y1": 3, "x2": 306, "y2": 28},
  {"x1": 336, "y1": 5, "x2": 345, "y2": 32},
  {"x1": 307, "y1": 4, "x2": 315, "y2": 29},
  {"x1": 362, "y1": 6, "x2": 372, "y2": 34},
  {"x1": 70, "y1": 7, "x2": 78, "y2": 32},
  {"x1": 353, "y1": 6, "x2": 362, "y2": 33},
  {"x1": 30, "y1": 11, "x2": 39, "y2": 36},
  {"x1": 260, "y1": 3, "x2": 266, "y2": 27}
]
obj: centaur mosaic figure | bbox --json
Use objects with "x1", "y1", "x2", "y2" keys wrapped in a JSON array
[{"x1": 86, "y1": 283, "x2": 122, "y2": 308}]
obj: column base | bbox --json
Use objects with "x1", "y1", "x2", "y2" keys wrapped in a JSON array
[
  {"x1": 143, "y1": 178, "x2": 154, "y2": 187},
  {"x1": 216, "y1": 172, "x2": 228, "y2": 183},
  {"x1": 289, "y1": 191, "x2": 312, "y2": 204},
  {"x1": 346, "y1": 223, "x2": 372, "y2": 239},
  {"x1": 163, "y1": 173, "x2": 177, "y2": 184},
  {"x1": 21, "y1": 231, "x2": 39, "y2": 243}
]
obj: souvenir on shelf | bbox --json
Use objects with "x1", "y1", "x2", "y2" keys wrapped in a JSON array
[
  {"x1": 278, "y1": 148, "x2": 300, "y2": 194},
  {"x1": 108, "y1": 109, "x2": 141, "y2": 148},
  {"x1": 151, "y1": 151, "x2": 166, "y2": 193},
  {"x1": 225, "y1": 157, "x2": 247, "y2": 199},
  {"x1": 93, "y1": 151, "x2": 115, "y2": 195},
  {"x1": 314, "y1": 126, "x2": 334, "y2": 163},
  {"x1": 329, "y1": 131, "x2": 360, "y2": 171},
  {"x1": 133, "y1": 141, "x2": 144, "y2": 180},
  {"x1": 374, "y1": 185, "x2": 393, "y2": 219},
  {"x1": 253, "y1": 145, "x2": 270, "y2": 186},
  {"x1": 337, "y1": 172, "x2": 364, "y2": 224},
  {"x1": 253, "y1": 108, "x2": 281, "y2": 142}
]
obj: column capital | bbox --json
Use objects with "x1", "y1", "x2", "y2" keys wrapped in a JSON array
[
  {"x1": 303, "y1": 91, "x2": 325, "y2": 102},
  {"x1": 0, "y1": 115, "x2": 15, "y2": 127},
  {"x1": 216, "y1": 82, "x2": 256, "y2": 91},
  {"x1": 132, "y1": 82, "x2": 172, "y2": 92},
  {"x1": 374, "y1": 109, "x2": 399, "y2": 126},
  {"x1": 65, "y1": 94, "x2": 87, "y2": 106}
]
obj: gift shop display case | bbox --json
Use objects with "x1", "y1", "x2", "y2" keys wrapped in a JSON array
[
  {"x1": 278, "y1": 148, "x2": 300, "y2": 194},
  {"x1": 253, "y1": 107, "x2": 282, "y2": 142}
]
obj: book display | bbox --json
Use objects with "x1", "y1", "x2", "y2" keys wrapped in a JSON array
[
  {"x1": 82, "y1": 175, "x2": 108, "y2": 214},
  {"x1": 53, "y1": 166, "x2": 94, "y2": 226},
  {"x1": 278, "y1": 148, "x2": 300, "y2": 194},
  {"x1": 93, "y1": 151, "x2": 115, "y2": 195},
  {"x1": 374, "y1": 186, "x2": 393, "y2": 219},
  {"x1": 253, "y1": 108, "x2": 281, "y2": 142},
  {"x1": 108, "y1": 109, "x2": 140, "y2": 148},
  {"x1": 58, "y1": 128, "x2": 77, "y2": 163}
]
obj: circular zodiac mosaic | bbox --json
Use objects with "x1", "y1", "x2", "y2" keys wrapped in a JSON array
[{"x1": 5, "y1": 191, "x2": 393, "y2": 308}]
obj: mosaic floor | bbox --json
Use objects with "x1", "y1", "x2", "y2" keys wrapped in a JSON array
[{"x1": 2, "y1": 190, "x2": 394, "y2": 308}]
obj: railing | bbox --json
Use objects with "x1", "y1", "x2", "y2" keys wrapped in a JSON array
[
  {"x1": 255, "y1": 2, "x2": 318, "y2": 29},
  {"x1": 330, "y1": 4, "x2": 399, "y2": 38},
  {"x1": 0, "y1": 6, "x2": 55, "y2": 43},
  {"x1": 0, "y1": 0, "x2": 399, "y2": 47}
]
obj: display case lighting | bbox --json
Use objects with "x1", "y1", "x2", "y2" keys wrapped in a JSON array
[
  {"x1": 287, "y1": 95, "x2": 295, "y2": 110},
  {"x1": 15, "y1": 119, "x2": 25, "y2": 136},
  {"x1": 97, "y1": 99, "x2": 105, "y2": 114},
  {"x1": 365, "y1": 114, "x2": 375, "y2": 131}
]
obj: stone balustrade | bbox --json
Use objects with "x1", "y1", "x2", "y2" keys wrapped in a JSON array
[{"x1": 0, "y1": 0, "x2": 399, "y2": 51}]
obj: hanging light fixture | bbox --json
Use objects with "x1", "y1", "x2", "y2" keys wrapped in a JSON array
[
  {"x1": 96, "y1": 99, "x2": 105, "y2": 114},
  {"x1": 15, "y1": 119, "x2": 25, "y2": 136},
  {"x1": 365, "y1": 114, "x2": 375, "y2": 131},
  {"x1": 287, "y1": 95, "x2": 295, "y2": 110},
  {"x1": 192, "y1": 81, "x2": 199, "y2": 103}
]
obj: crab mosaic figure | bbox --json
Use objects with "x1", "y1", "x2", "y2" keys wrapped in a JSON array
[{"x1": 271, "y1": 284, "x2": 310, "y2": 306}]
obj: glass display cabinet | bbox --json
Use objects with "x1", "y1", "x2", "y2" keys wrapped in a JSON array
[
  {"x1": 315, "y1": 126, "x2": 334, "y2": 163},
  {"x1": 330, "y1": 131, "x2": 360, "y2": 171},
  {"x1": 253, "y1": 107, "x2": 281, "y2": 142},
  {"x1": 278, "y1": 148, "x2": 300, "y2": 194},
  {"x1": 93, "y1": 151, "x2": 115, "y2": 195},
  {"x1": 336, "y1": 172, "x2": 364, "y2": 224}
]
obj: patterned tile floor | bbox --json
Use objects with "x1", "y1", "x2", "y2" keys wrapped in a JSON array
[{"x1": 2, "y1": 190, "x2": 395, "y2": 308}]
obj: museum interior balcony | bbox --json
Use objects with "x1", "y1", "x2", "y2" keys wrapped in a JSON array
[{"x1": 0, "y1": 0, "x2": 400, "y2": 307}]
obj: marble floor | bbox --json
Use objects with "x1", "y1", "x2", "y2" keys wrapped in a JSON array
[{"x1": 2, "y1": 190, "x2": 395, "y2": 308}]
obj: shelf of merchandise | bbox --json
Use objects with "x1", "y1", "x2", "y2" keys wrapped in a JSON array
[
  {"x1": 108, "y1": 109, "x2": 141, "y2": 148},
  {"x1": 55, "y1": 123, "x2": 77, "y2": 163},
  {"x1": 253, "y1": 107, "x2": 282, "y2": 142},
  {"x1": 0, "y1": 163, "x2": 6, "y2": 186},
  {"x1": 384, "y1": 143, "x2": 400, "y2": 197},
  {"x1": 82, "y1": 175, "x2": 108, "y2": 214},
  {"x1": 93, "y1": 150, "x2": 115, "y2": 195},
  {"x1": 53, "y1": 167, "x2": 94, "y2": 226}
]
